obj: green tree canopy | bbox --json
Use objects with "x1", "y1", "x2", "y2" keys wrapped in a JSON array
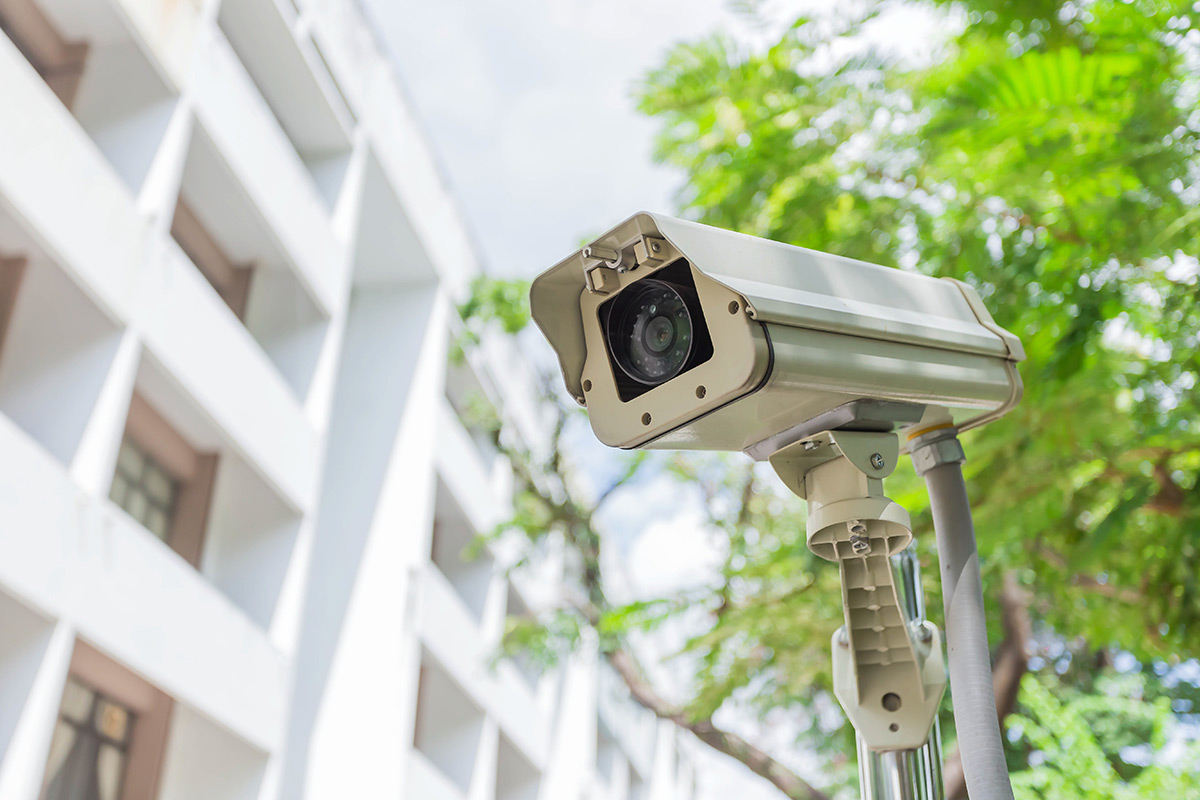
[
  {"x1": 636, "y1": 0, "x2": 1200, "y2": 659},
  {"x1": 465, "y1": 1, "x2": 1200, "y2": 798}
]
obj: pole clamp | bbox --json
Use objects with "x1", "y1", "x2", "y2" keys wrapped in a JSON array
[{"x1": 909, "y1": 427, "x2": 965, "y2": 477}]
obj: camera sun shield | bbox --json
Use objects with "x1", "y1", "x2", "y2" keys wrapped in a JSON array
[{"x1": 529, "y1": 211, "x2": 1024, "y2": 453}]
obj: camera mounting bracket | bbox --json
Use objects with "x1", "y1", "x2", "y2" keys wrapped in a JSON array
[{"x1": 771, "y1": 430, "x2": 947, "y2": 751}]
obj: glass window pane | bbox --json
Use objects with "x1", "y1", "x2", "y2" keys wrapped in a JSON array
[
  {"x1": 43, "y1": 720, "x2": 77, "y2": 784},
  {"x1": 96, "y1": 744, "x2": 125, "y2": 800},
  {"x1": 144, "y1": 507, "x2": 170, "y2": 541},
  {"x1": 115, "y1": 441, "x2": 143, "y2": 479},
  {"x1": 44, "y1": 726, "x2": 99, "y2": 800},
  {"x1": 59, "y1": 680, "x2": 93, "y2": 723},
  {"x1": 94, "y1": 698, "x2": 129, "y2": 743},
  {"x1": 144, "y1": 467, "x2": 173, "y2": 506},
  {"x1": 109, "y1": 473, "x2": 128, "y2": 507},
  {"x1": 122, "y1": 489, "x2": 148, "y2": 525}
]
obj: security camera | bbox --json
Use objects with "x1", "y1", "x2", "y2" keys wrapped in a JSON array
[
  {"x1": 530, "y1": 211, "x2": 1024, "y2": 454},
  {"x1": 532, "y1": 212, "x2": 1025, "y2": 795}
]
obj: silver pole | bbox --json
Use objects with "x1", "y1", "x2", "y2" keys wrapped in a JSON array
[{"x1": 857, "y1": 545, "x2": 945, "y2": 800}]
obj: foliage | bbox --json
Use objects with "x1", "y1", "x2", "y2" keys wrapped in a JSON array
[
  {"x1": 636, "y1": 0, "x2": 1200, "y2": 662},
  {"x1": 451, "y1": 276, "x2": 531, "y2": 362},
  {"x1": 462, "y1": 0, "x2": 1200, "y2": 796},
  {"x1": 1006, "y1": 672, "x2": 1200, "y2": 798}
]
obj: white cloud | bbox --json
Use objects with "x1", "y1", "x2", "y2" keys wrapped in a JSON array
[
  {"x1": 627, "y1": 506, "x2": 724, "y2": 599},
  {"x1": 696, "y1": 751, "x2": 791, "y2": 800},
  {"x1": 362, "y1": 0, "x2": 814, "y2": 276}
]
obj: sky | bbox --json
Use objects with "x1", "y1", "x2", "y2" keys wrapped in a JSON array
[
  {"x1": 360, "y1": 0, "x2": 944, "y2": 277},
  {"x1": 360, "y1": 1, "x2": 940, "y2": 796},
  {"x1": 358, "y1": 2, "x2": 811, "y2": 793},
  {"x1": 360, "y1": 0, "x2": 813, "y2": 278}
]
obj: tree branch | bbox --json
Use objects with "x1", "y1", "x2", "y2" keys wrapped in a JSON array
[
  {"x1": 606, "y1": 649, "x2": 831, "y2": 800},
  {"x1": 1034, "y1": 544, "x2": 1142, "y2": 603},
  {"x1": 509, "y1": 386, "x2": 833, "y2": 800},
  {"x1": 1147, "y1": 456, "x2": 1187, "y2": 516}
]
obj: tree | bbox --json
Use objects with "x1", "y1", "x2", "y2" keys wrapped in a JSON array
[
  {"x1": 463, "y1": 1, "x2": 1200, "y2": 797},
  {"x1": 1005, "y1": 672, "x2": 1200, "y2": 798}
]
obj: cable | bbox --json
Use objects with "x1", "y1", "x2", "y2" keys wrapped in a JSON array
[{"x1": 913, "y1": 431, "x2": 1014, "y2": 800}]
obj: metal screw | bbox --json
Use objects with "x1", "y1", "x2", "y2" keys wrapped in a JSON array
[
  {"x1": 870, "y1": 452, "x2": 885, "y2": 469},
  {"x1": 850, "y1": 534, "x2": 870, "y2": 555},
  {"x1": 651, "y1": 241, "x2": 661, "y2": 253},
  {"x1": 803, "y1": 440, "x2": 819, "y2": 451}
]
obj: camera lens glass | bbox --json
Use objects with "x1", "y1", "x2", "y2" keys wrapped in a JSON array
[{"x1": 606, "y1": 280, "x2": 694, "y2": 385}]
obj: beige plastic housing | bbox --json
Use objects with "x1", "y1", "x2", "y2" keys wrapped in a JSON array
[{"x1": 530, "y1": 212, "x2": 1024, "y2": 453}]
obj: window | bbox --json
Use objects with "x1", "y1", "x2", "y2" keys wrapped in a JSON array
[
  {"x1": 413, "y1": 655, "x2": 485, "y2": 794},
  {"x1": 495, "y1": 732, "x2": 541, "y2": 800},
  {"x1": 444, "y1": 355, "x2": 500, "y2": 461},
  {"x1": 109, "y1": 392, "x2": 219, "y2": 568},
  {"x1": 110, "y1": 437, "x2": 178, "y2": 543},
  {"x1": 42, "y1": 679, "x2": 134, "y2": 800},
  {"x1": 0, "y1": 256, "x2": 27, "y2": 358},
  {"x1": 169, "y1": 200, "x2": 253, "y2": 320},
  {"x1": 0, "y1": 0, "x2": 89, "y2": 109},
  {"x1": 0, "y1": 0, "x2": 178, "y2": 194},
  {"x1": 173, "y1": 124, "x2": 330, "y2": 400},
  {"x1": 0, "y1": 235, "x2": 123, "y2": 468},
  {"x1": 216, "y1": 0, "x2": 354, "y2": 210},
  {"x1": 40, "y1": 642, "x2": 173, "y2": 800},
  {"x1": 431, "y1": 478, "x2": 493, "y2": 623}
]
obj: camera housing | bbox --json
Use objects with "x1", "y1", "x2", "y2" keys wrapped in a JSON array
[{"x1": 530, "y1": 212, "x2": 1024, "y2": 454}]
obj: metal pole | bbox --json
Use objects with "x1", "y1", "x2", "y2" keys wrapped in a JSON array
[{"x1": 857, "y1": 545, "x2": 946, "y2": 800}]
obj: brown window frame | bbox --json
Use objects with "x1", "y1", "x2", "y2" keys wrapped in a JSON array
[
  {"x1": 40, "y1": 642, "x2": 173, "y2": 800},
  {"x1": 111, "y1": 393, "x2": 218, "y2": 569}
]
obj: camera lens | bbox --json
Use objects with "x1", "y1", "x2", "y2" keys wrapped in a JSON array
[{"x1": 606, "y1": 280, "x2": 694, "y2": 385}]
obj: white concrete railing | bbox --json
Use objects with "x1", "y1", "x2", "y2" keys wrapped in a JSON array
[
  {"x1": 190, "y1": 27, "x2": 341, "y2": 316},
  {"x1": 0, "y1": 31, "x2": 145, "y2": 324},
  {"x1": 406, "y1": 748, "x2": 467, "y2": 800},
  {"x1": 0, "y1": 410, "x2": 287, "y2": 753},
  {"x1": 418, "y1": 567, "x2": 549, "y2": 772},
  {"x1": 436, "y1": 398, "x2": 504, "y2": 534},
  {"x1": 140, "y1": 241, "x2": 318, "y2": 513}
]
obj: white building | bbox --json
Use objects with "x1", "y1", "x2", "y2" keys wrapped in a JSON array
[{"x1": 0, "y1": 0, "x2": 696, "y2": 798}]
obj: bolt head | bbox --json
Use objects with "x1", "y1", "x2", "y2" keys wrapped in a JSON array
[
  {"x1": 870, "y1": 452, "x2": 885, "y2": 469},
  {"x1": 803, "y1": 440, "x2": 819, "y2": 451}
]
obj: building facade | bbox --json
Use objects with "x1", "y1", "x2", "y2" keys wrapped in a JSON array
[{"x1": 0, "y1": 0, "x2": 695, "y2": 798}]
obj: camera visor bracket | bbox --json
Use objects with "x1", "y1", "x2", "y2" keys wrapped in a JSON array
[
  {"x1": 772, "y1": 430, "x2": 948, "y2": 752},
  {"x1": 584, "y1": 235, "x2": 671, "y2": 295}
]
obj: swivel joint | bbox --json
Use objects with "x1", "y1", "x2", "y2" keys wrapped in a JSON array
[{"x1": 770, "y1": 431, "x2": 947, "y2": 752}]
